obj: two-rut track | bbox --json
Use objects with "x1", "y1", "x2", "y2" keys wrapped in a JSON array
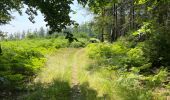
[{"x1": 19, "y1": 48, "x2": 84, "y2": 100}]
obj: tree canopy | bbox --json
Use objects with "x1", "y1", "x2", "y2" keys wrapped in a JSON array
[{"x1": 0, "y1": 0, "x2": 79, "y2": 32}]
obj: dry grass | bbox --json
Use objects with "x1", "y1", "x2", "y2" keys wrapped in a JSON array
[{"x1": 20, "y1": 48, "x2": 79, "y2": 100}]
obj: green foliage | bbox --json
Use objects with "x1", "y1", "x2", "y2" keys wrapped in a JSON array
[
  {"x1": 133, "y1": 22, "x2": 151, "y2": 36},
  {"x1": 112, "y1": 42, "x2": 127, "y2": 55},
  {"x1": 114, "y1": 71, "x2": 153, "y2": 100},
  {"x1": 124, "y1": 47, "x2": 146, "y2": 67},
  {"x1": 86, "y1": 32, "x2": 169, "y2": 99},
  {"x1": 26, "y1": 33, "x2": 37, "y2": 39},
  {"x1": 74, "y1": 32, "x2": 89, "y2": 39},
  {"x1": 89, "y1": 38, "x2": 100, "y2": 43},
  {"x1": 0, "y1": 0, "x2": 22, "y2": 25},
  {"x1": 143, "y1": 24, "x2": 170, "y2": 68},
  {"x1": 69, "y1": 41, "x2": 85, "y2": 48},
  {"x1": 23, "y1": 80, "x2": 72, "y2": 100},
  {"x1": 87, "y1": 43, "x2": 113, "y2": 59},
  {"x1": 0, "y1": 44, "x2": 2, "y2": 55},
  {"x1": 145, "y1": 68, "x2": 168, "y2": 88},
  {"x1": 0, "y1": 0, "x2": 84, "y2": 32},
  {"x1": 0, "y1": 38, "x2": 72, "y2": 91}
]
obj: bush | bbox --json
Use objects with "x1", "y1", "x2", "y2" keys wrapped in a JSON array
[
  {"x1": 85, "y1": 22, "x2": 170, "y2": 99},
  {"x1": 122, "y1": 47, "x2": 146, "y2": 68},
  {"x1": 144, "y1": 26, "x2": 170, "y2": 69},
  {"x1": 69, "y1": 41, "x2": 85, "y2": 48},
  {"x1": 87, "y1": 43, "x2": 113, "y2": 59},
  {"x1": 0, "y1": 38, "x2": 70, "y2": 91}
]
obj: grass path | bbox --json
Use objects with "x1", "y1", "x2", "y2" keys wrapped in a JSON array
[
  {"x1": 34, "y1": 48, "x2": 78, "y2": 84},
  {"x1": 71, "y1": 49, "x2": 84, "y2": 100},
  {"x1": 19, "y1": 48, "x2": 83, "y2": 100},
  {"x1": 19, "y1": 48, "x2": 109, "y2": 100},
  {"x1": 18, "y1": 48, "x2": 170, "y2": 100}
]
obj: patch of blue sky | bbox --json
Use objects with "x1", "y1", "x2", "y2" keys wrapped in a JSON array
[{"x1": 0, "y1": 0, "x2": 93, "y2": 34}]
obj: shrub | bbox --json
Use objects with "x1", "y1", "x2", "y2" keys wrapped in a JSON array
[
  {"x1": 123, "y1": 48, "x2": 146, "y2": 68},
  {"x1": 0, "y1": 38, "x2": 70, "y2": 91},
  {"x1": 85, "y1": 23, "x2": 170, "y2": 99},
  {"x1": 69, "y1": 41, "x2": 85, "y2": 48},
  {"x1": 87, "y1": 43, "x2": 113, "y2": 59}
]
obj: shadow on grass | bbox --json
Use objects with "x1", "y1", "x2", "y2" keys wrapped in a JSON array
[
  {"x1": 16, "y1": 80, "x2": 106, "y2": 100},
  {"x1": 114, "y1": 83, "x2": 153, "y2": 100},
  {"x1": 80, "y1": 82, "x2": 110, "y2": 100},
  {"x1": 85, "y1": 61, "x2": 102, "y2": 73},
  {"x1": 18, "y1": 79, "x2": 71, "y2": 100}
]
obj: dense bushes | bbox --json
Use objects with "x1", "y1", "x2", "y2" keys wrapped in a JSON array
[
  {"x1": 86, "y1": 35, "x2": 169, "y2": 75},
  {"x1": 144, "y1": 25, "x2": 170, "y2": 69},
  {"x1": 86, "y1": 24, "x2": 170, "y2": 99},
  {"x1": 86, "y1": 42, "x2": 147, "y2": 69},
  {"x1": 0, "y1": 39, "x2": 50, "y2": 91},
  {"x1": 0, "y1": 37, "x2": 87, "y2": 92}
]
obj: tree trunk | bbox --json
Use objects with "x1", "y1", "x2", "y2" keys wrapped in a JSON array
[
  {"x1": 101, "y1": 8, "x2": 105, "y2": 42},
  {"x1": 114, "y1": 3, "x2": 118, "y2": 40},
  {"x1": 120, "y1": 1, "x2": 126, "y2": 36},
  {"x1": 129, "y1": 0, "x2": 135, "y2": 30}
]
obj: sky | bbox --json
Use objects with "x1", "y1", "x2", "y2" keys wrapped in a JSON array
[{"x1": 0, "y1": 1, "x2": 94, "y2": 34}]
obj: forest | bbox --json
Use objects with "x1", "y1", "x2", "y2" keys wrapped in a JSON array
[{"x1": 0, "y1": 0, "x2": 170, "y2": 100}]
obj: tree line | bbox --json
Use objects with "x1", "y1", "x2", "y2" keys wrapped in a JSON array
[
  {"x1": 0, "y1": 27, "x2": 47, "y2": 40},
  {"x1": 85, "y1": 0, "x2": 170, "y2": 42},
  {"x1": 0, "y1": 22, "x2": 96, "y2": 40}
]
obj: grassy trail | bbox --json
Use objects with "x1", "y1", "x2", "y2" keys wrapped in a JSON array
[
  {"x1": 34, "y1": 48, "x2": 78, "y2": 84},
  {"x1": 19, "y1": 48, "x2": 83, "y2": 100},
  {"x1": 71, "y1": 49, "x2": 84, "y2": 100},
  {"x1": 19, "y1": 48, "x2": 111, "y2": 100}
]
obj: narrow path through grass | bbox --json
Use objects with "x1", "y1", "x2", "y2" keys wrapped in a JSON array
[
  {"x1": 19, "y1": 48, "x2": 107, "y2": 100},
  {"x1": 19, "y1": 48, "x2": 82, "y2": 100},
  {"x1": 71, "y1": 49, "x2": 84, "y2": 100}
]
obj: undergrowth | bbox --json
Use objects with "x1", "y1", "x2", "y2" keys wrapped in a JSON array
[
  {"x1": 0, "y1": 38, "x2": 86, "y2": 98},
  {"x1": 84, "y1": 33, "x2": 170, "y2": 99}
]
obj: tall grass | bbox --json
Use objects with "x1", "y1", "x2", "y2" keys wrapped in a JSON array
[
  {"x1": 19, "y1": 48, "x2": 79, "y2": 100},
  {"x1": 0, "y1": 38, "x2": 85, "y2": 99},
  {"x1": 76, "y1": 43, "x2": 168, "y2": 100}
]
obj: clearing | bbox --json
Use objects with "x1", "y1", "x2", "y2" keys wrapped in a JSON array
[{"x1": 19, "y1": 48, "x2": 87, "y2": 100}]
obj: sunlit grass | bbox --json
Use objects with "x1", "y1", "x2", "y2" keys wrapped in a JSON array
[
  {"x1": 34, "y1": 48, "x2": 77, "y2": 83},
  {"x1": 19, "y1": 48, "x2": 79, "y2": 100},
  {"x1": 16, "y1": 47, "x2": 167, "y2": 100},
  {"x1": 77, "y1": 49, "x2": 154, "y2": 100},
  {"x1": 76, "y1": 49, "x2": 116, "y2": 99}
]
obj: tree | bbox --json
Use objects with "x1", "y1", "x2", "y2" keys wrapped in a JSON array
[
  {"x1": 0, "y1": 0, "x2": 83, "y2": 32},
  {"x1": 0, "y1": 0, "x2": 115, "y2": 35},
  {"x1": 13, "y1": 32, "x2": 21, "y2": 39},
  {"x1": 38, "y1": 27, "x2": 45, "y2": 37},
  {"x1": 81, "y1": 0, "x2": 170, "y2": 42},
  {"x1": 0, "y1": 31, "x2": 7, "y2": 55},
  {"x1": 1, "y1": 0, "x2": 169, "y2": 38},
  {"x1": 9, "y1": 34, "x2": 14, "y2": 40},
  {"x1": 0, "y1": 43, "x2": 2, "y2": 55},
  {"x1": 21, "y1": 30, "x2": 26, "y2": 39},
  {"x1": 0, "y1": 0, "x2": 22, "y2": 25},
  {"x1": 0, "y1": 31, "x2": 7, "y2": 40}
]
